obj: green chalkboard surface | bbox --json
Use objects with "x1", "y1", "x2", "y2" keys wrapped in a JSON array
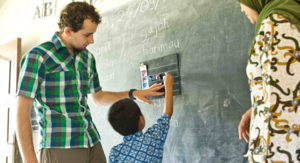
[{"x1": 88, "y1": 0, "x2": 255, "y2": 162}]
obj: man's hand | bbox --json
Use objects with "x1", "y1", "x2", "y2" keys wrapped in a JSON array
[
  {"x1": 238, "y1": 108, "x2": 252, "y2": 143},
  {"x1": 133, "y1": 83, "x2": 164, "y2": 104}
]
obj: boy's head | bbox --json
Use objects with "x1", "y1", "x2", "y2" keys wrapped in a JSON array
[{"x1": 108, "y1": 99, "x2": 145, "y2": 136}]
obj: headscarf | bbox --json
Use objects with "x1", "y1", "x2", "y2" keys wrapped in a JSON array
[{"x1": 237, "y1": 0, "x2": 300, "y2": 55}]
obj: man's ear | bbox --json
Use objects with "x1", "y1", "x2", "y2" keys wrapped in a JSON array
[{"x1": 64, "y1": 27, "x2": 73, "y2": 37}]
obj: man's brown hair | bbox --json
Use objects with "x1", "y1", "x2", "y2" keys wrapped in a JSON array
[{"x1": 58, "y1": 2, "x2": 102, "y2": 32}]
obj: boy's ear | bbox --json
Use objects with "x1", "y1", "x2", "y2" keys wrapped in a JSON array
[
  {"x1": 139, "y1": 115, "x2": 144, "y2": 122},
  {"x1": 138, "y1": 115, "x2": 145, "y2": 131}
]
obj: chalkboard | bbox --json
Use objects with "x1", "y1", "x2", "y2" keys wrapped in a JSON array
[{"x1": 88, "y1": 0, "x2": 255, "y2": 162}]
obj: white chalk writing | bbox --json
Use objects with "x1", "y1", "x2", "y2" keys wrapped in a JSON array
[{"x1": 142, "y1": 39, "x2": 180, "y2": 55}]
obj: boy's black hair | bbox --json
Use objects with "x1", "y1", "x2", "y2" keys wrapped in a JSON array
[{"x1": 108, "y1": 99, "x2": 142, "y2": 136}]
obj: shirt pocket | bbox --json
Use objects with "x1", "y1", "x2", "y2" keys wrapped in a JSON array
[
  {"x1": 44, "y1": 70, "x2": 78, "y2": 96},
  {"x1": 42, "y1": 69, "x2": 91, "y2": 103}
]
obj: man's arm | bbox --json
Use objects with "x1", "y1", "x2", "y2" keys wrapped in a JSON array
[
  {"x1": 88, "y1": 83, "x2": 164, "y2": 106},
  {"x1": 88, "y1": 90, "x2": 130, "y2": 106},
  {"x1": 163, "y1": 72, "x2": 174, "y2": 118},
  {"x1": 16, "y1": 95, "x2": 38, "y2": 163}
]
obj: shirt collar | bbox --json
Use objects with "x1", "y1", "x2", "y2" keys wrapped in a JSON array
[
  {"x1": 51, "y1": 32, "x2": 86, "y2": 57},
  {"x1": 51, "y1": 32, "x2": 67, "y2": 50},
  {"x1": 123, "y1": 131, "x2": 143, "y2": 142}
]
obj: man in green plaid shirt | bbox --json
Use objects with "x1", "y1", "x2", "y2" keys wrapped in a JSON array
[{"x1": 15, "y1": 2, "x2": 164, "y2": 163}]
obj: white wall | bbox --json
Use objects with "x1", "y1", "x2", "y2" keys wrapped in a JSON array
[{"x1": 0, "y1": 0, "x2": 133, "y2": 54}]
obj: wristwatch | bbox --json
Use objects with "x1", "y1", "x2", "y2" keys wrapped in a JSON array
[{"x1": 129, "y1": 89, "x2": 136, "y2": 100}]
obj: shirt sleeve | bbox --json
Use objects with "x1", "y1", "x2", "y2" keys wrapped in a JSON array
[
  {"x1": 253, "y1": 15, "x2": 300, "y2": 113},
  {"x1": 17, "y1": 49, "x2": 44, "y2": 98},
  {"x1": 261, "y1": 15, "x2": 300, "y2": 132},
  {"x1": 144, "y1": 114, "x2": 170, "y2": 143},
  {"x1": 89, "y1": 53, "x2": 101, "y2": 93},
  {"x1": 109, "y1": 147, "x2": 118, "y2": 163}
]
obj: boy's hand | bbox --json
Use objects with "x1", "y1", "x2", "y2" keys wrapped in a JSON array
[
  {"x1": 163, "y1": 72, "x2": 174, "y2": 118},
  {"x1": 164, "y1": 72, "x2": 174, "y2": 90}
]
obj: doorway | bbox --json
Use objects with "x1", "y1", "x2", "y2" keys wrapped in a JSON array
[{"x1": 0, "y1": 38, "x2": 22, "y2": 163}]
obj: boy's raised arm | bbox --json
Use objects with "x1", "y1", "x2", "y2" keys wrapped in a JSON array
[{"x1": 163, "y1": 72, "x2": 174, "y2": 118}]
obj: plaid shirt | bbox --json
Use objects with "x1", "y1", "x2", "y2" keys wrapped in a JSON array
[
  {"x1": 109, "y1": 114, "x2": 170, "y2": 163},
  {"x1": 17, "y1": 33, "x2": 102, "y2": 149}
]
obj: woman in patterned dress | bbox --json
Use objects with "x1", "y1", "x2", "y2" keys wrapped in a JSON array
[{"x1": 237, "y1": 0, "x2": 300, "y2": 162}]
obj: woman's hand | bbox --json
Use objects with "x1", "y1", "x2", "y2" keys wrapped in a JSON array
[{"x1": 238, "y1": 108, "x2": 252, "y2": 143}]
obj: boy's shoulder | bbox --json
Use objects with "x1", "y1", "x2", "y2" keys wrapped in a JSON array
[
  {"x1": 111, "y1": 143, "x2": 123, "y2": 151},
  {"x1": 146, "y1": 114, "x2": 170, "y2": 131},
  {"x1": 143, "y1": 114, "x2": 170, "y2": 140},
  {"x1": 109, "y1": 133, "x2": 141, "y2": 154},
  {"x1": 109, "y1": 143, "x2": 123, "y2": 160}
]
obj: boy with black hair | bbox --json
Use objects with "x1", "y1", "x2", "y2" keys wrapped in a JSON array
[{"x1": 108, "y1": 72, "x2": 174, "y2": 163}]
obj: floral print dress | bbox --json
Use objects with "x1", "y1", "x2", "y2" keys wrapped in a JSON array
[{"x1": 246, "y1": 14, "x2": 300, "y2": 163}]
